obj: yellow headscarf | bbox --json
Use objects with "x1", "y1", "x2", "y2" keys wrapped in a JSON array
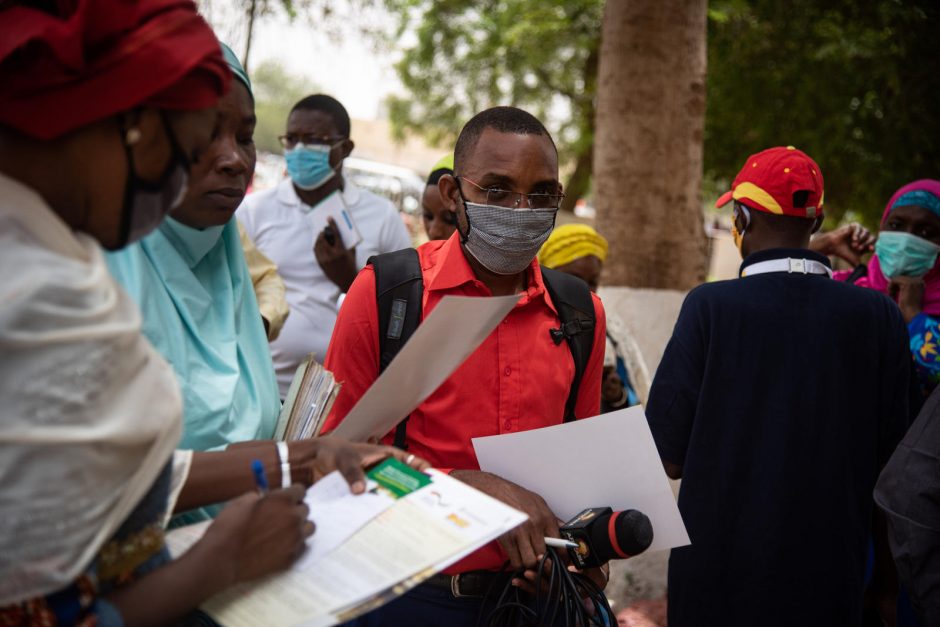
[
  {"x1": 538, "y1": 224, "x2": 609, "y2": 269},
  {"x1": 432, "y1": 154, "x2": 455, "y2": 172}
]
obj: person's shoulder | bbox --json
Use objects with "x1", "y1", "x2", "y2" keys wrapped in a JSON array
[
  {"x1": 415, "y1": 238, "x2": 448, "y2": 268},
  {"x1": 822, "y1": 278, "x2": 902, "y2": 318},
  {"x1": 103, "y1": 238, "x2": 145, "y2": 275},
  {"x1": 336, "y1": 263, "x2": 379, "y2": 327},
  {"x1": 589, "y1": 291, "x2": 606, "y2": 328},
  {"x1": 238, "y1": 183, "x2": 282, "y2": 215},
  {"x1": 681, "y1": 279, "x2": 736, "y2": 307},
  {"x1": 2, "y1": 232, "x2": 133, "y2": 334},
  {"x1": 353, "y1": 185, "x2": 398, "y2": 214}
]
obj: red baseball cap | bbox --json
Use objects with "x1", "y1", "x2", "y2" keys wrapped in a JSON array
[{"x1": 715, "y1": 146, "x2": 825, "y2": 218}]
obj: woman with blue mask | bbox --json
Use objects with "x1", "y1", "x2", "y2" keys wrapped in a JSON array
[{"x1": 837, "y1": 180, "x2": 940, "y2": 396}]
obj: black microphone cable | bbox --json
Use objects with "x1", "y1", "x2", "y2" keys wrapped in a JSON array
[{"x1": 476, "y1": 549, "x2": 613, "y2": 627}]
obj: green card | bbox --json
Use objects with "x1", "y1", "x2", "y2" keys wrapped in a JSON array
[{"x1": 367, "y1": 458, "x2": 431, "y2": 498}]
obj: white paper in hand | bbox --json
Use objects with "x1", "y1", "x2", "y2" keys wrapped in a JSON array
[
  {"x1": 332, "y1": 294, "x2": 520, "y2": 442},
  {"x1": 306, "y1": 190, "x2": 363, "y2": 249},
  {"x1": 472, "y1": 406, "x2": 690, "y2": 553},
  {"x1": 293, "y1": 472, "x2": 394, "y2": 571}
]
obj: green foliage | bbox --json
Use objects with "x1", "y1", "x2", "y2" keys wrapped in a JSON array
[
  {"x1": 383, "y1": 0, "x2": 939, "y2": 226},
  {"x1": 706, "y1": 1, "x2": 940, "y2": 226},
  {"x1": 383, "y1": 0, "x2": 602, "y2": 167},
  {"x1": 250, "y1": 60, "x2": 319, "y2": 154}
]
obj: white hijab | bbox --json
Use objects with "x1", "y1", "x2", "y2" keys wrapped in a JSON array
[{"x1": 0, "y1": 173, "x2": 182, "y2": 604}]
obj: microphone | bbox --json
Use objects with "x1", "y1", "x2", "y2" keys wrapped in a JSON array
[{"x1": 559, "y1": 507, "x2": 653, "y2": 569}]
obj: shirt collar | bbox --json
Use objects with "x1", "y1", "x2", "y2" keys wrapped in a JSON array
[
  {"x1": 426, "y1": 232, "x2": 551, "y2": 310},
  {"x1": 739, "y1": 247, "x2": 831, "y2": 277},
  {"x1": 157, "y1": 216, "x2": 225, "y2": 268},
  {"x1": 275, "y1": 175, "x2": 358, "y2": 210}
]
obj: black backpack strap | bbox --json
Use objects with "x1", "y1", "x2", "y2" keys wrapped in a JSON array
[
  {"x1": 540, "y1": 266, "x2": 597, "y2": 423},
  {"x1": 368, "y1": 248, "x2": 424, "y2": 449}
]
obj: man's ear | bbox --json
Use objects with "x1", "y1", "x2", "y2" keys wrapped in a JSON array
[
  {"x1": 438, "y1": 174, "x2": 460, "y2": 212},
  {"x1": 330, "y1": 138, "x2": 353, "y2": 169},
  {"x1": 811, "y1": 216, "x2": 824, "y2": 235}
]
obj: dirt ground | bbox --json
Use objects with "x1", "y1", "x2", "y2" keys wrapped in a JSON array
[{"x1": 607, "y1": 550, "x2": 668, "y2": 626}]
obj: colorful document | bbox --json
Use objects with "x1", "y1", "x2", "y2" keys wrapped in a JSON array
[{"x1": 165, "y1": 464, "x2": 527, "y2": 626}]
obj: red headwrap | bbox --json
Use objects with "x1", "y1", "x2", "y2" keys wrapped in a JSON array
[{"x1": 0, "y1": 0, "x2": 231, "y2": 140}]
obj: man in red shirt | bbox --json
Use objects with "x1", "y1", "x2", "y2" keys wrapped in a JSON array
[{"x1": 322, "y1": 106, "x2": 608, "y2": 624}]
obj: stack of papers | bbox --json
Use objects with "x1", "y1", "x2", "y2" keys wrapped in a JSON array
[
  {"x1": 166, "y1": 460, "x2": 527, "y2": 627},
  {"x1": 276, "y1": 355, "x2": 340, "y2": 441}
]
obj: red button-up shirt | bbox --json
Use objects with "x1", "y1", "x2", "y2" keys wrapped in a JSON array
[{"x1": 322, "y1": 233, "x2": 606, "y2": 573}]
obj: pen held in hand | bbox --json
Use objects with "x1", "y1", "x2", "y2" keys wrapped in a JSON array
[
  {"x1": 544, "y1": 537, "x2": 579, "y2": 550},
  {"x1": 252, "y1": 459, "x2": 269, "y2": 494}
]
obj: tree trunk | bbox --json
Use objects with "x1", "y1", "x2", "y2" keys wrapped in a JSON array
[
  {"x1": 561, "y1": 146, "x2": 593, "y2": 214},
  {"x1": 594, "y1": 0, "x2": 708, "y2": 289},
  {"x1": 243, "y1": 0, "x2": 257, "y2": 74}
]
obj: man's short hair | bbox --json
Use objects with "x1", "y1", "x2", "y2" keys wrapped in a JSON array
[
  {"x1": 740, "y1": 201, "x2": 817, "y2": 235},
  {"x1": 453, "y1": 106, "x2": 556, "y2": 174},
  {"x1": 289, "y1": 94, "x2": 351, "y2": 137}
]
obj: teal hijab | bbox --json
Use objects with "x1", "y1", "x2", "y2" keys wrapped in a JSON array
[{"x1": 106, "y1": 217, "x2": 280, "y2": 518}]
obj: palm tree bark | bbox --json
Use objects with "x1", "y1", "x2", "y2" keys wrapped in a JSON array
[{"x1": 594, "y1": 0, "x2": 709, "y2": 289}]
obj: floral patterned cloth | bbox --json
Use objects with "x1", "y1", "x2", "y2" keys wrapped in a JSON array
[
  {"x1": 0, "y1": 465, "x2": 172, "y2": 626},
  {"x1": 908, "y1": 312, "x2": 940, "y2": 395}
]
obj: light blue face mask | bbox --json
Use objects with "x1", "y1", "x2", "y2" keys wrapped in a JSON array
[
  {"x1": 875, "y1": 230, "x2": 940, "y2": 279},
  {"x1": 285, "y1": 144, "x2": 336, "y2": 190}
]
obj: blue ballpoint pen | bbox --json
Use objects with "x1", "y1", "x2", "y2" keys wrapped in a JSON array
[{"x1": 251, "y1": 459, "x2": 269, "y2": 494}]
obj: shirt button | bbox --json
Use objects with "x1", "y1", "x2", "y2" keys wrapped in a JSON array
[
  {"x1": 504, "y1": 367, "x2": 511, "y2": 376},
  {"x1": 504, "y1": 420, "x2": 512, "y2": 430}
]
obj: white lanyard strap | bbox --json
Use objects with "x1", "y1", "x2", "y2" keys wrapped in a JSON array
[{"x1": 741, "y1": 257, "x2": 833, "y2": 278}]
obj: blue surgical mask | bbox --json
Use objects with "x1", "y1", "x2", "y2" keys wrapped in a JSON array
[
  {"x1": 285, "y1": 144, "x2": 336, "y2": 190},
  {"x1": 875, "y1": 231, "x2": 940, "y2": 279}
]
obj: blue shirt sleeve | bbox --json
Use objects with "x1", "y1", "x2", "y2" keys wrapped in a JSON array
[
  {"x1": 908, "y1": 312, "x2": 940, "y2": 394},
  {"x1": 646, "y1": 289, "x2": 708, "y2": 467}
]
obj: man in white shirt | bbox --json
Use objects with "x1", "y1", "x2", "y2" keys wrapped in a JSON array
[{"x1": 238, "y1": 94, "x2": 412, "y2": 395}]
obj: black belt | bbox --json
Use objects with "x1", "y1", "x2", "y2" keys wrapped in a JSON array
[{"x1": 424, "y1": 570, "x2": 504, "y2": 599}]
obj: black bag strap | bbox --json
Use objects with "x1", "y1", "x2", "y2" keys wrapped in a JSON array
[
  {"x1": 845, "y1": 263, "x2": 868, "y2": 284},
  {"x1": 369, "y1": 248, "x2": 424, "y2": 449},
  {"x1": 540, "y1": 266, "x2": 597, "y2": 423}
]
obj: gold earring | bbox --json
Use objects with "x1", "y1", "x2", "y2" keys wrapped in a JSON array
[{"x1": 125, "y1": 128, "x2": 142, "y2": 146}]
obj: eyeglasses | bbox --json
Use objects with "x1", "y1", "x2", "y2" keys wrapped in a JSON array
[
  {"x1": 458, "y1": 176, "x2": 565, "y2": 210},
  {"x1": 278, "y1": 133, "x2": 346, "y2": 149}
]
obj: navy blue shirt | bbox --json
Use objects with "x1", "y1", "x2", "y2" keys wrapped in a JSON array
[{"x1": 647, "y1": 248, "x2": 910, "y2": 627}]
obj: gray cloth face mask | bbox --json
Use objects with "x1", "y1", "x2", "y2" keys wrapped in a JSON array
[{"x1": 461, "y1": 201, "x2": 558, "y2": 275}]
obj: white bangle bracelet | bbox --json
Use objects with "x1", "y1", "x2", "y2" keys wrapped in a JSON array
[{"x1": 276, "y1": 441, "x2": 291, "y2": 489}]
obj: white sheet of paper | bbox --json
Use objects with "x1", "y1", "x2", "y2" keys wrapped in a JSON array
[
  {"x1": 472, "y1": 406, "x2": 690, "y2": 553},
  {"x1": 332, "y1": 294, "x2": 521, "y2": 442},
  {"x1": 164, "y1": 473, "x2": 394, "y2": 572},
  {"x1": 306, "y1": 190, "x2": 363, "y2": 249},
  {"x1": 186, "y1": 469, "x2": 527, "y2": 627},
  {"x1": 293, "y1": 472, "x2": 394, "y2": 571}
]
